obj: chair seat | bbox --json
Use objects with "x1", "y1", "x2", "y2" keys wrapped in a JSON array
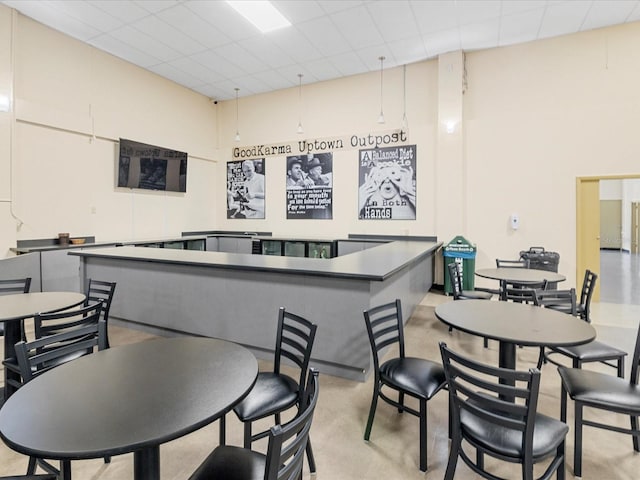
[
  {"x1": 459, "y1": 290, "x2": 493, "y2": 300},
  {"x1": 380, "y1": 357, "x2": 446, "y2": 400},
  {"x1": 234, "y1": 372, "x2": 298, "y2": 422},
  {"x1": 189, "y1": 445, "x2": 266, "y2": 480},
  {"x1": 558, "y1": 367, "x2": 640, "y2": 413},
  {"x1": 551, "y1": 340, "x2": 627, "y2": 361},
  {"x1": 461, "y1": 408, "x2": 568, "y2": 459}
]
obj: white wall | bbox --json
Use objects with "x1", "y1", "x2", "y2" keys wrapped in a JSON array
[{"x1": 2, "y1": 3, "x2": 640, "y2": 288}]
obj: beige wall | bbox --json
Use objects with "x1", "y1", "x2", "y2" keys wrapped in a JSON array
[
  {"x1": 2, "y1": 4, "x2": 640, "y2": 288},
  {"x1": 0, "y1": 6, "x2": 218, "y2": 254}
]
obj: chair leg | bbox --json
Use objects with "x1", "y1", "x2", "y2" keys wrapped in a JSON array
[
  {"x1": 574, "y1": 402, "x2": 583, "y2": 477},
  {"x1": 444, "y1": 433, "x2": 460, "y2": 480},
  {"x1": 306, "y1": 438, "x2": 316, "y2": 474},
  {"x1": 617, "y1": 356, "x2": 625, "y2": 378},
  {"x1": 557, "y1": 441, "x2": 566, "y2": 480},
  {"x1": 560, "y1": 384, "x2": 568, "y2": 423},
  {"x1": 536, "y1": 347, "x2": 545, "y2": 370},
  {"x1": 364, "y1": 384, "x2": 379, "y2": 441},
  {"x1": 419, "y1": 399, "x2": 427, "y2": 472},
  {"x1": 243, "y1": 421, "x2": 253, "y2": 449},
  {"x1": 632, "y1": 415, "x2": 639, "y2": 452},
  {"x1": 219, "y1": 413, "x2": 226, "y2": 446}
]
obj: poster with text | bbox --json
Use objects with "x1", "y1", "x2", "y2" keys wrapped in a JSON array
[
  {"x1": 286, "y1": 153, "x2": 333, "y2": 219},
  {"x1": 227, "y1": 158, "x2": 265, "y2": 219},
  {"x1": 358, "y1": 145, "x2": 416, "y2": 220}
]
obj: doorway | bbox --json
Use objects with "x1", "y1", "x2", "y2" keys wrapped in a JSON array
[{"x1": 577, "y1": 175, "x2": 640, "y2": 305}]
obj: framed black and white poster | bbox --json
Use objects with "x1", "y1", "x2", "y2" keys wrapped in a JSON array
[
  {"x1": 285, "y1": 153, "x2": 333, "y2": 219},
  {"x1": 358, "y1": 145, "x2": 416, "y2": 220},
  {"x1": 227, "y1": 158, "x2": 265, "y2": 219}
]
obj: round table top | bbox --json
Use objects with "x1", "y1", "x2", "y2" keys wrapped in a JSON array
[
  {"x1": 435, "y1": 300, "x2": 595, "y2": 347},
  {"x1": 475, "y1": 267, "x2": 566, "y2": 284},
  {"x1": 0, "y1": 337, "x2": 258, "y2": 460},
  {"x1": 0, "y1": 291, "x2": 86, "y2": 321}
]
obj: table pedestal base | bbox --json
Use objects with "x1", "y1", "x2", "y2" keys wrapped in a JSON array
[{"x1": 134, "y1": 446, "x2": 160, "y2": 480}]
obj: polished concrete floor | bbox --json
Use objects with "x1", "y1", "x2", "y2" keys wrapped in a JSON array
[{"x1": 0, "y1": 290, "x2": 639, "y2": 479}]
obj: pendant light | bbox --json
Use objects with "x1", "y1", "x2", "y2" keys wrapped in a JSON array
[
  {"x1": 297, "y1": 74, "x2": 304, "y2": 134},
  {"x1": 377, "y1": 56, "x2": 385, "y2": 124},
  {"x1": 234, "y1": 88, "x2": 240, "y2": 142}
]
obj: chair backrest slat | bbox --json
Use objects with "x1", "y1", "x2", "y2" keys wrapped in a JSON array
[
  {"x1": 0, "y1": 277, "x2": 32, "y2": 295},
  {"x1": 440, "y1": 342, "x2": 541, "y2": 457},
  {"x1": 16, "y1": 303, "x2": 106, "y2": 383},
  {"x1": 273, "y1": 307, "x2": 317, "y2": 402},
  {"x1": 264, "y1": 369, "x2": 319, "y2": 480},
  {"x1": 363, "y1": 299, "x2": 405, "y2": 372}
]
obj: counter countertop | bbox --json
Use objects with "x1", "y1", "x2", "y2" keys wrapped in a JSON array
[{"x1": 69, "y1": 241, "x2": 441, "y2": 281}]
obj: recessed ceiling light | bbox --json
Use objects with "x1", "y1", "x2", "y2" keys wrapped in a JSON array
[{"x1": 226, "y1": 1, "x2": 291, "y2": 33}]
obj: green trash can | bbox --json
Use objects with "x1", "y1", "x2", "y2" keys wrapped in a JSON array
[{"x1": 443, "y1": 235, "x2": 478, "y2": 295}]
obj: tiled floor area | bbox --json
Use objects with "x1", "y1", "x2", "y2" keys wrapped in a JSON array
[
  {"x1": 600, "y1": 249, "x2": 640, "y2": 306},
  {"x1": 1, "y1": 287, "x2": 638, "y2": 479}
]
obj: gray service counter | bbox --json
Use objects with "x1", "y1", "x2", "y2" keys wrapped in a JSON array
[{"x1": 70, "y1": 240, "x2": 440, "y2": 381}]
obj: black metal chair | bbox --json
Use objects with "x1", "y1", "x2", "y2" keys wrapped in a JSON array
[
  {"x1": 536, "y1": 272, "x2": 626, "y2": 377},
  {"x1": 230, "y1": 307, "x2": 317, "y2": 473},
  {"x1": 363, "y1": 299, "x2": 447, "y2": 472},
  {"x1": 189, "y1": 369, "x2": 319, "y2": 480},
  {"x1": 0, "y1": 278, "x2": 32, "y2": 337},
  {"x1": 558, "y1": 320, "x2": 640, "y2": 477},
  {"x1": 439, "y1": 342, "x2": 568, "y2": 480},
  {"x1": 447, "y1": 262, "x2": 492, "y2": 347},
  {"x1": 14, "y1": 307, "x2": 107, "y2": 478},
  {"x1": 84, "y1": 279, "x2": 117, "y2": 348},
  {"x1": 501, "y1": 279, "x2": 548, "y2": 303},
  {"x1": 448, "y1": 262, "x2": 493, "y2": 301}
]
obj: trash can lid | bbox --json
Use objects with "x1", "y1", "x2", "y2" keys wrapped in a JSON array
[{"x1": 443, "y1": 235, "x2": 477, "y2": 257}]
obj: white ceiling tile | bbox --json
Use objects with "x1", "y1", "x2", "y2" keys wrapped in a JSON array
[
  {"x1": 272, "y1": 0, "x2": 325, "y2": 23},
  {"x1": 327, "y1": 51, "x2": 369, "y2": 77},
  {"x1": 133, "y1": 15, "x2": 206, "y2": 55},
  {"x1": 582, "y1": 1, "x2": 639, "y2": 31},
  {"x1": 237, "y1": 36, "x2": 295, "y2": 69},
  {"x1": 500, "y1": 1, "x2": 548, "y2": 16},
  {"x1": 111, "y1": 25, "x2": 182, "y2": 62},
  {"x1": 411, "y1": 0, "x2": 459, "y2": 34},
  {"x1": 87, "y1": 0, "x2": 149, "y2": 23},
  {"x1": 168, "y1": 56, "x2": 225, "y2": 84},
  {"x1": 630, "y1": 3, "x2": 640, "y2": 22},
  {"x1": 88, "y1": 33, "x2": 162, "y2": 68},
  {"x1": 268, "y1": 28, "x2": 323, "y2": 63},
  {"x1": 132, "y1": 0, "x2": 180, "y2": 14},
  {"x1": 213, "y1": 43, "x2": 268, "y2": 76},
  {"x1": 300, "y1": 58, "x2": 343, "y2": 82},
  {"x1": 387, "y1": 36, "x2": 430, "y2": 65},
  {"x1": 47, "y1": 0, "x2": 124, "y2": 32},
  {"x1": 460, "y1": 19, "x2": 501, "y2": 51},
  {"x1": 147, "y1": 62, "x2": 203, "y2": 88},
  {"x1": 367, "y1": 1, "x2": 420, "y2": 42},
  {"x1": 298, "y1": 16, "x2": 351, "y2": 57},
  {"x1": 316, "y1": 0, "x2": 366, "y2": 15},
  {"x1": 329, "y1": 5, "x2": 384, "y2": 49},
  {"x1": 499, "y1": 8, "x2": 545, "y2": 46},
  {"x1": 538, "y1": 2, "x2": 590, "y2": 39},
  {"x1": 155, "y1": 4, "x2": 230, "y2": 49},
  {"x1": 189, "y1": 50, "x2": 247, "y2": 81},
  {"x1": 455, "y1": 0, "x2": 502, "y2": 26},
  {"x1": 422, "y1": 28, "x2": 462, "y2": 58}
]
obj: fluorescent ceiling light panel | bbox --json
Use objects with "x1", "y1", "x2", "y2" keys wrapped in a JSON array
[{"x1": 227, "y1": 1, "x2": 291, "y2": 33}]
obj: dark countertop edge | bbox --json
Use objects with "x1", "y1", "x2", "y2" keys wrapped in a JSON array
[
  {"x1": 10, "y1": 236, "x2": 209, "y2": 254},
  {"x1": 69, "y1": 241, "x2": 442, "y2": 282}
]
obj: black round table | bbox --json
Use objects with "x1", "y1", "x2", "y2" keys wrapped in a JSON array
[
  {"x1": 0, "y1": 336, "x2": 258, "y2": 480},
  {"x1": 475, "y1": 267, "x2": 566, "y2": 285},
  {"x1": 435, "y1": 300, "x2": 595, "y2": 371},
  {"x1": 0, "y1": 291, "x2": 86, "y2": 400}
]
